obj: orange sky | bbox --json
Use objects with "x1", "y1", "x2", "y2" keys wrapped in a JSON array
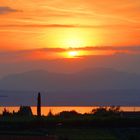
[{"x1": 0, "y1": 0, "x2": 140, "y2": 58}]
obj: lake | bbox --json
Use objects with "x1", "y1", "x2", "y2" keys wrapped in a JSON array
[{"x1": 0, "y1": 106, "x2": 140, "y2": 116}]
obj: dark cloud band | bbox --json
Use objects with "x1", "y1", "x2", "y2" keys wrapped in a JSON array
[{"x1": 0, "y1": 6, "x2": 19, "y2": 14}]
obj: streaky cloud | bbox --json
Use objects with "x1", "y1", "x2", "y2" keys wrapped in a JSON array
[
  {"x1": 0, "y1": 24, "x2": 140, "y2": 29},
  {"x1": 75, "y1": 46, "x2": 140, "y2": 51},
  {"x1": 1, "y1": 46, "x2": 140, "y2": 56},
  {"x1": 42, "y1": 5, "x2": 140, "y2": 23},
  {"x1": 0, "y1": 6, "x2": 19, "y2": 14}
]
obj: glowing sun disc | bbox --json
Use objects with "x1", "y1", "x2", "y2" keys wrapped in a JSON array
[{"x1": 66, "y1": 50, "x2": 80, "y2": 58}]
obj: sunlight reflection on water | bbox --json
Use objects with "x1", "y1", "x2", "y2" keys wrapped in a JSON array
[{"x1": 0, "y1": 106, "x2": 140, "y2": 116}]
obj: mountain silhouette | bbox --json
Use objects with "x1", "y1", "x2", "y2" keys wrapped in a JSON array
[
  {"x1": 0, "y1": 68, "x2": 140, "y2": 106},
  {"x1": 0, "y1": 68, "x2": 139, "y2": 91}
]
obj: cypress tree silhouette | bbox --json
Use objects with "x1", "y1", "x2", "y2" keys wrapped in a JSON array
[{"x1": 37, "y1": 92, "x2": 41, "y2": 117}]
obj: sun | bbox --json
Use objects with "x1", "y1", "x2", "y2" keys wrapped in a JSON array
[
  {"x1": 62, "y1": 49, "x2": 86, "y2": 58},
  {"x1": 68, "y1": 51, "x2": 79, "y2": 57},
  {"x1": 62, "y1": 50, "x2": 81, "y2": 58}
]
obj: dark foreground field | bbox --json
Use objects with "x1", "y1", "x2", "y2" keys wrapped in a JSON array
[
  {"x1": 0, "y1": 136, "x2": 57, "y2": 140},
  {"x1": 1, "y1": 114, "x2": 140, "y2": 140},
  {"x1": 0, "y1": 128, "x2": 140, "y2": 140}
]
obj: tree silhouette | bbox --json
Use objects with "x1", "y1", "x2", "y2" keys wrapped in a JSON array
[
  {"x1": 92, "y1": 106, "x2": 121, "y2": 117},
  {"x1": 17, "y1": 106, "x2": 33, "y2": 117},
  {"x1": 37, "y1": 92, "x2": 41, "y2": 117}
]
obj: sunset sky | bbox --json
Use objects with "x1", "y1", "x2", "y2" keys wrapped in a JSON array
[
  {"x1": 0, "y1": 0, "x2": 140, "y2": 54},
  {"x1": 0, "y1": 0, "x2": 140, "y2": 62}
]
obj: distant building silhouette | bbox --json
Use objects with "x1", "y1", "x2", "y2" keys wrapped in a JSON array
[{"x1": 37, "y1": 92, "x2": 41, "y2": 117}]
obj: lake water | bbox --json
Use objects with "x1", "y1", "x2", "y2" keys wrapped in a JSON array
[{"x1": 0, "y1": 106, "x2": 140, "y2": 116}]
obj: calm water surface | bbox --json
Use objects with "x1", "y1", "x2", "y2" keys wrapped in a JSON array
[{"x1": 0, "y1": 106, "x2": 140, "y2": 116}]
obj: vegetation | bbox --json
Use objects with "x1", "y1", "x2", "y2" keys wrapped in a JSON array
[
  {"x1": 2, "y1": 106, "x2": 32, "y2": 117},
  {"x1": 0, "y1": 93, "x2": 140, "y2": 139},
  {"x1": 37, "y1": 92, "x2": 41, "y2": 117},
  {"x1": 91, "y1": 106, "x2": 121, "y2": 118}
]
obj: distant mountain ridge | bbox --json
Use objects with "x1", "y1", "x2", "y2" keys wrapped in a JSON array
[
  {"x1": 0, "y1": 68, "x2": 140, "y2": 106},
  {"x1": 0, "y1": 68, "x2": 140, "y2": 91}
]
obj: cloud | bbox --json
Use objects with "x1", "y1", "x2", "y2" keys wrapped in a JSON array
[
  {"x1": 1, "y1": 46, "x2": 140, "y2": 55},
  {"x1": 1, "y1": 46, "x2": 140, "y2": 59},
  {"x1": 75, "y1": 46, "x2": 140, "y2": 51},
  {"x1": 74, "y1": 46, "x2": 140, "y2": 56},
  {"x1": 0, "y1": 6, "x2": 19, "y2": 14},
  {"x1": 0, "y1": 24, "x2": 140, "y2": 29},
  {"x1": 0, "y1": 47, "x2": 67, "y2": 63},
  {"x1": 0, "y1": 24, "x2": 79, "y2": 28},
  {"x1": 41, "y1": 4, "x2": 140, "y2": 24}
]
